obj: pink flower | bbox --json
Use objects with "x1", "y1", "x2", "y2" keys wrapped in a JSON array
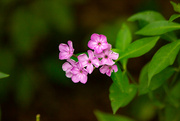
[
  {"x1": 71, "y1": 63, "x2": 88, "y2": 84},
  {"x1": 62, "y1": 59, "x2": 76, "y2": 78},
  {"x1": 96, "y1": 49, "x2": 119, "y2": 66},
  {"x1": 100, "y1": 65, "x2": 118, "y2": 76},
  {"x1": 78, "y1": 50, "x2": 99, "y2": 74},
  {"x1": 88, "y1": 33, "x2": 109, "y2": 54},
  {"x1": 59, "y1": 41, "x2": 74, "y2": 60}
]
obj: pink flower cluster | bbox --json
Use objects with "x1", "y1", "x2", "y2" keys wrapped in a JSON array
[{"x1": 59, "y1": 33, "x2": 119, "y2": 84}]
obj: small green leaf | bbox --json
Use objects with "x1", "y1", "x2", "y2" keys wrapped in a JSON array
[
  {"x1": 109, "y1": 82, "x2": 137, "y2": 114},
  {"x1": 0, "y1": 72, "x2": 9, "y2": 79},
  {"x1": 116, "y1": 23, "x2": 132, "y2": 51},
  {"x1": 170, "y1": 1, "x2": 180, "y2": 13},
  {"x1": 148, "y1": 40, "x2": 180, "y2": 82},
  {"x1": 111, "y1": 63, "x2": 129, "y2": 92},
  {"x1": 117, "y1": 36, "x2": 159, "y2": 60},
  {"x1": 128, "y1": 11, "x2": 165, "y2": 23},
  {"x1": 136, "y1": 21, "x2": 180, "y2": 36},
  {"x1": 169, "y1": 14, "x2": 180, "y2": 22},
  {"x1": 95, "y1": 110, "x2": 135, "y2": 121},
  {"x1": 139, "y1": 63, "x2": 175, "y2": 95}
]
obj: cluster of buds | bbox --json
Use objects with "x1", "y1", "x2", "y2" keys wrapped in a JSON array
[{"x1": 59, "y1": 33, "x2": 119, "y2": 84}]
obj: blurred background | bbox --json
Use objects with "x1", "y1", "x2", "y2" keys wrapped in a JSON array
[{"x1": 0, "y1": 0, "x2": 178, "y2": 121}]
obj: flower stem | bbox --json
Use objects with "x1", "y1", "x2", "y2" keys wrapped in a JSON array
[
  {"x1": 36, "y1": 114, "x2": 40, "y2": 121},
  {"x1": 73, "y1": 54, "x2": 78, "y2": 58}
]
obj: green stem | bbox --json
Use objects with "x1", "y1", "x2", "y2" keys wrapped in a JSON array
[
  {"x1": 126, "y1": 71, "x2": 138, "y2": 85},
  {"x1": 36, "y1": 114, "x2": 40, "y2": 121},
  {"x1": 73, "y1": 54, "x2": 78, "y2": 58}
]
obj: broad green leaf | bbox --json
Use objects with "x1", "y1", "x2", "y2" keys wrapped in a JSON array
[
  {"x1": 117, "y1": 36, "x2": 159, "y2": 61},
  {"x1": 0, "y1": 72, "x2": 9, "y2": 79},
  {"x1": 165, "y1": 104, "x2": 180, "y2": 121},
  {"x1": 136, "y1": 21, "x2": 180, "y2": 36},
  {"x1": 128, "y1": 11, "x2": 165, "y2": 23},
  {"x1": 95, "y1": 110, "x2": 135, "y2": 121},
  {"x1": 116, "y1": 23, "x2": 132, "y2": 70},
  {"x1": 161, "y1": 31, "x2": 177, "y2": 42},
  {"x1": 148, "y1": 40, "x2": 180, "y2": 82},
  {"x1": 170, "y1": 1, "x2": 180, "y2": 13},
  {"x1": 116, "y1": 23, "x2": 132, "y2": 51},
  {"x1": 169, "y1": 14, "x2": 180, "y2": 22},
  {"x1": 109, "y1": 82, "x2": 137, "y2": 114},
  {"x1": 139, "y1": 63, "x2": 175, "y2": 95},
  {"x1": 111, "y1": 63, "x2": 129, "y2": 92},
  {"x1": 177, "y1": 52, "x2": 180, "y2": 65}
]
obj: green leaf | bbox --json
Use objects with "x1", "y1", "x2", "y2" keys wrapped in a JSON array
[
  {"x1": 116, "y1": 23, "x2": 132, "y2": 51},
  {"x1": 136, "y1": 21, "x2": 180, "y2": 36},
  {"x1": 139, "y1": 63, "x2": 175, "y2": 95},
  {"x1": 109, "y1": 82, "x2": 137, "y2": 114},
  {"x1": 111, "y1": 63, "x2": 129, "y2": 92},
  {"x1": 115, "y1": 23, "x2": 132, "y2": 70},
  {"x1": 165, "y1": 104, "x2": 180, "y2": 121},
  {"x1": 148, "y1": 40, "x2": 180, "y2": 82},
  {"x1": 117, "y1": 36, "x2": 159, "y2": 61},
  {"x1": 169, "y1": 14, "x2": 180, "y2": 22},
  {"x1": 128, "y1": 11, "x2": 165, "y2": 23},
  {"x1": 0, "y1": 72, "x2": 9, "y2": 79},
  {"x1": 95, "y1": 110, "x2": 135, "y2": 121},
  {"x1": 161, "y1": 31, "x2": 177, "y2": 42},
  {"x1": 170, "y1": 1, "x2": 180, "y2": 13}
]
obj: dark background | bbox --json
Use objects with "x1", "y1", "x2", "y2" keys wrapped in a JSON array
[{"x1": 0, "y1": 0, "x2": 178, "y2": 121}]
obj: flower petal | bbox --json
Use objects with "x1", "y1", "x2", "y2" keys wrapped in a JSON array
[
  {"x1": 87, "y1": 50, "x2": 94, "y2": 59},
  {"x1": 88, "y1": 40, "x2": 97, "y2": 50},
  {"x1": 106, "y1": 69, "x2": 112, "y2": 77},
  {"x1": 90, "y1": 33, "x2": 99, "y2": 42},
  {"x1": 99, "y1": 65, "x2": 108, "y2": 74},
  {"x1": 78, "y1": 54, "x2": 88, "y2": 67},
  {"x1": 71, "y1": 75, "x2": 79, "y2": 83},
  {"x1": 62, "y1": 62, "x2": 72, "y2": 71},
  {"x1": 112, "y1": 65, "x2": 118, "y2": 72},
  {"x1": 59, "y1": 51, "x2": 71, "y2": 60},
  {"x1": 66, "y1": 72, "x2": 73, "y2": 78},
  {"x1": 59, "y1": 43, "x2": 69, "y2": 52},
  {"x1": 99, "y1": 34, "x2": 107, "y2": 43},
  {"x1": 79, "y1": 74, "x2": 87, "y2": 84},
  {"x1": 109, "y1": 52, "x2": 119, "y2": 60},
  {"x1": 86, "y1": 64, "x2": 94, "y2": 74},
  {"x1": 91, "y1": 58, "x2": 100, "y2": 68},
  {"x1": 71, "y1": 67, "x2": 79, "y2": 75}
]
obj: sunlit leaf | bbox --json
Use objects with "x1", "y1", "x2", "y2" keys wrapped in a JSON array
[
  {"x1": 136, "y1": 21, "x2": 180, "y2": 36},
  {"x1": 128, "y1": 11, "x2": 165, "y2": 23},
  {"x1": 169, "y1": 14, "x2": 180, "y2": 22},
  {"x1": 111, "y1": 63, "x2": 129, "y2": 92},
  {"x1": 109, "y1": 82, "x2": 137, "y2": 114},
  {"x1": 117, "y1": 36, "x2": 159, "y2": 61},
  {"x1": 148, "y1": 40, "x2": 180, "y2": 82},
  {"x1": 0, "y1": 72, "x2": 9, "y2": 79},
  {"x1": 139, "y1": 63, "x2": 175, "y2": 95},
  {"x1": 170, "y1": 1, "x2": 180, "y2": 13},
  {"x1": 95, "y1": 110, "x2": 135, "y2": 121}
]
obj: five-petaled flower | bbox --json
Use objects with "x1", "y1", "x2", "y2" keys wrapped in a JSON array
[
  {"x1": 88, "y1": 33, "x2": 109, "y2": 54},
  {"x1": 59, "y1": 40, "x2": 74, "y2": 60},
  {"x1": 78, "y1": 50, "x2": 99, "y2": 74},
  {"x1": 100, "y1": 65, "x2": 118, "y2": 77}
]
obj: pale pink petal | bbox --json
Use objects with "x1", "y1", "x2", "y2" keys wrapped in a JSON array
[
  {"x1": 68, "y1": 41, "x2": 73, "y2": 49},
  {"x1": 109, "y1": 52, "x2": 119, "y2": 60},
  {"x1": 106, "y1": 70, "x2": 112, "y2": 77},
  {"x1": 106, "y1": 59, "x2": 115, "y2": 65},
  {"x1": 99, "y1": 65, "x2": 108, "y2": 74},
  {"x1": 88, "y1": 40, "x2": 97, "y2": 49},
  {"x1": 67, "y1": 59, "x2": 76, "y2": 66},
  {"x1": 87, "y1": 50, "x2": 94, "y2": 59},
  {"x1": 59, "y1": 52, "x2": 71, "y2": 60},
  {"x1": 90, "y1": 33, "x2": 99, "y2": 42},
  {"x1": 59, "y1": 44, "x2": 69, "y2": 52},
  {"x1": 91, "y1": 58, "x2": 100, "y2": 68},
  {"x1": 86, "y1": 64, "x2": 94, "y2": 74},
  {"x1": 78, "y1": 54, "x2": 88, "y2": 62},
  {"x1": 79, "y1": 74, "x2": 87, "y2": 84},
  {"x1": 62, "y1": 62, "x2": 72, "y2": 71},
  {"x1": 95, "y1": 46, "x2": 103, "y2": 53},
  {"x1": 66, "y1": 72, "x2": 73, "y2": 78},
  {"x1": 71, "y1": 75, "x2": 79, "y2": 83},
  {"x1": 99, "y1": 34, "x2": 107, "y2": 43},
  {"x1": 71, "y1": 67, "x2": 79, "y2": 75},
  {"x1": 112, "y1": 65, "x2": 118, "y2": 72}
]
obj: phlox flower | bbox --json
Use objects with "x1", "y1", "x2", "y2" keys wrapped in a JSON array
[
  {"x1": 62, "y1": 59, "x2": 76, "y2": 78},
  {"x1": 96, "y1": 49, "x2": 119, "y2": 66},
  {"x1": 71, "y1": 63, "x2": 88, "y2": 84},
  {"x1": 59, "y1": 40, "x2": 74, "y2": 60},
  {"x1": 99, "y1": 65, "x2": 118, "y2": 77},
  {"x1": 78, "y1": 50, "x2": 99, "y2": 74},
  {"x1": 88, "y1": 33, "x2": 109, "y2": 54}
]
